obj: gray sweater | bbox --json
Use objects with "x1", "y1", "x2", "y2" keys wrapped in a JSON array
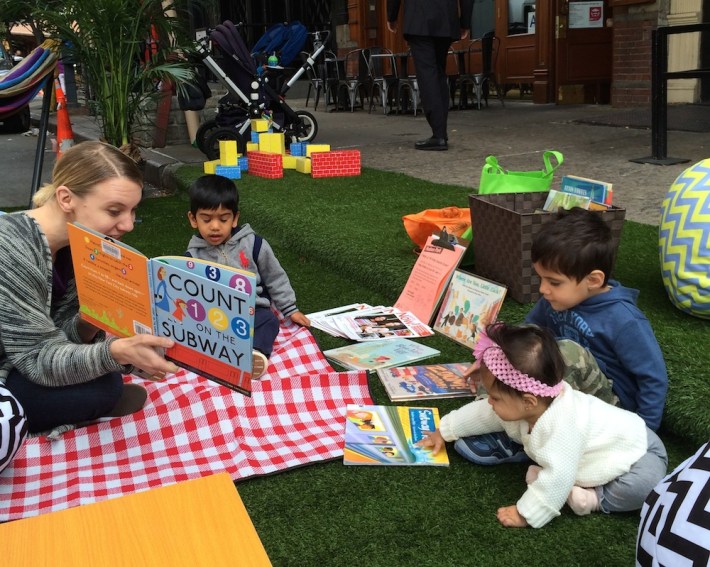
[
  {"x1": 0, "y1": 213, "x2": 125, "y2": 385},
  {"x1": 186, "y1": 224, "x2": 299, "y2": 317}
]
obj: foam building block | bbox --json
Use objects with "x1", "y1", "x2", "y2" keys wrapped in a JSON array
[
  {"x1": 215, "y1": 165, "x2": 241, "y2": 179},
  {"x1": 203, "y1": 159, "x2": 220, "y2": 174},
  {"x1": 219, "y1": 140, "x2": 239, "y2": 166},
  {"x1": 282, "y1": 155, "x2": 298, "y2": 169},
  {"x1": 251, "y1": 118, "x2": 270, "y2": 132},
  {"x1": 250, "y1": 131, "x2": 260, "y2": 144},
  {"x1": 295, "y1": 157, "x2": 311, "y2": 174},
  {"x1": 290, "y1": 142, "x2": 308, "y2": 157},
  {"x1": 311, "y1": 150, "x2": 361, "y2": 179},
  {"x1": 246, "y1": 142, "x2": 259, "y2": 152},
  {"x1": 247, "y1": 151, "x2": 283, "y2": 179},
  {"x1": 258, "y1": 132, "x2": 285, "y2": 155},
  {"x1": 238, "y1": 156, "x2": 249, "y2": 171},
  {"x1": 305, "y1": 144, "x2": 331, "y2": 157}
]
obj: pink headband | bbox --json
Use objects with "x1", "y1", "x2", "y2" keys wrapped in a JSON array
[{"x1": 473, "y1": 331, "x2": 563, "y2": 397}]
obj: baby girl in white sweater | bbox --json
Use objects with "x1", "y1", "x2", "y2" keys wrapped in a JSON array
[{"x1": 420, "y1": 322, "x2": 668, "y2": 528}]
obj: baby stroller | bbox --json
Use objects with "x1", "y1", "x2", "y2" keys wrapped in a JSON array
[{"x1": 194, "y1": 21, "x2": 326, "y2": 160}]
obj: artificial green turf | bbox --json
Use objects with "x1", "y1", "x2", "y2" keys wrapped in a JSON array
[{"x1": 123, "y1": 167, "x2": 706, "y2": 566}]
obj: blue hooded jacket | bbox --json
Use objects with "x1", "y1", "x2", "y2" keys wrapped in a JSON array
[{"x1": 525, "y1": 280, "x2": 668, "y2": 431}]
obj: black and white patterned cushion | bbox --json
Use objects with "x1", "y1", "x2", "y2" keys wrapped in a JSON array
[
  {"x1": 0, "y1": 386, "x2": 27, "y2": 473},
  {"x1": 637, "y1": 442, "x2": 710, "y2": 566}
]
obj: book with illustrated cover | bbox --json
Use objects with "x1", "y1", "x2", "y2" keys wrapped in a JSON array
[
  {"x1": 376, "y1": 363, "x2": 474, "y2": 401},
  {"x1": 307, "y1": 303, "x2": 373, "y2": 338},
  {"x1": 560, "y1": 175, "x2": 613, "y2": 205},
  {"x1": 324, "y1": 339, "x2": 440, "y2": 372},
  {"x1": 394, "y1": 231, "x2": 468, "y2": 325},
  {"x1": 67, "y1": 222, "x2": 257, "y2": 395},
  {"x1": 343, "y1": 404, "x2": 449, "y2": 466},
  {"x1": 543, "y1": 189, "x2": 591, "y2": 212},
  {"x1": 433, "y1": 270, "x2": 507, "y2": 350}
]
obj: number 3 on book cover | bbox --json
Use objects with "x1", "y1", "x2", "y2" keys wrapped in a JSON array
[{"x1": 67, "y1": 223, "x2": 257, "y2": 395}]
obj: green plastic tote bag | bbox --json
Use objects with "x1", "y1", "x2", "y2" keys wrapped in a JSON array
[{"x1": 477, "y1": 150, "x2": 564, "y2": 194}]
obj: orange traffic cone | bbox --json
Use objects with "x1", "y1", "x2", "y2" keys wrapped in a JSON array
[{"x1": 54, "y1": 78, "x2": 74, "y2": 158}]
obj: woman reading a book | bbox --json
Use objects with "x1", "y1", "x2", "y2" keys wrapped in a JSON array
[{"x1": 0, "y1": 142, "x2": 179, "y2": 446}]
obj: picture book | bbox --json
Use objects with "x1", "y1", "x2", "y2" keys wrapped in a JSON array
[
  {"x1": 376, "y1": 363, "x2": 474, "y2": 402},
  {"x1": 324, "y1": 339, "x2": 440, "y2": 372},
  {"x1": 394, "y1": 231, "x2": 468, "y2": 324},
  {"x1": 433, "y1": 270, "x2": 507, "y2": 350},
  {"x1": 542, "y1": 189, "x2": 591, "y2": 212},
  {"x1": 310, "y1": 305, "x2": 434, "y2": 341},
  {"x1": 307, "y1": 303, "x2": 373, "y2": 338},
  {"x1": 343, "y1": 404, "x2": 449, "y2": 466},
  {"x1": 67, "y1": 223, "x2": 257, "y2": 395},
  {"x1": 560, "y1": 174, "x2": 613, "y2": 205}
]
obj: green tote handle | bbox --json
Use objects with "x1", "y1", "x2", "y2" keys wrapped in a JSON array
[{"x1": 541, "y1": 150, "x2": 564, "y2": 177}]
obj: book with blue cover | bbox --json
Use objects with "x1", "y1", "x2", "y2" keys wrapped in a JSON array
[
  {"x1": 560, "y1": 175, "x2": 613, "y2": 205},
  {"x1": 376, "y1": 363, "x2": 474, "y2": 401},
  {"x1": 343, "y1": 404, "x2": 449, "y2": 466}
]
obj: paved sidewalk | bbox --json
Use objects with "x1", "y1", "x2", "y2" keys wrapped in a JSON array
[{"x1": 32, "y1": 96, "x2": 710, "y2": 225}]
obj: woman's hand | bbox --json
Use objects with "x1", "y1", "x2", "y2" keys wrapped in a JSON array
[
  {"x1": 417, "y1": 430, "x2": 446, "y2": 455},
  {"x1": 496, "y1": 505, "x2": 529, "y2": 528},
  {"x1": 110, "y1": 335, "x2": 179, "y2": 376}
]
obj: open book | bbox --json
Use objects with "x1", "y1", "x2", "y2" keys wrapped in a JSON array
[
  {"x1": 343, "y1": 404, "x2": 449, "y2": 466},
  {"x1": 67, "y1": 223, "x2": 257, "y2": 395}
]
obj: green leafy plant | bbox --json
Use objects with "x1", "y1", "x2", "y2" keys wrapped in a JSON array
[{"x1": 39, "y1": 0, "x2": 195, "y2": 148}]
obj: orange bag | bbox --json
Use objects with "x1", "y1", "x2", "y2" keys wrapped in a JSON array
[{"x1": 402, "y1": 207, "x2": 471, "y2": 250}]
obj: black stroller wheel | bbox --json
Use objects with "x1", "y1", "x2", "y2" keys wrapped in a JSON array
[
  {"x1": 204, "y1": 127, "x2": 247, "y2": 161},
  {"x1": 195, "y1": 119, "x2": 219, "y2": 155},
  {"x1": 288, "y1": 111, "x2": 318, "y2": 144}
]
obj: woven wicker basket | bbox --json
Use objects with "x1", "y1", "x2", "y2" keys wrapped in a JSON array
[{"x1": 468, "y1": 193, "x2": 626, "y2": 303}]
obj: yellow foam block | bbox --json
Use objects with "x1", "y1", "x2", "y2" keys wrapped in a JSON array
[
  {"x1": 258, "y1": 132, "x2": 285, "y2": 155},
  {"x1": 305, "y1": 144, "x2": 331, "y2": 157},
  {"x1": 282, "y1": 155, "x2": 297, "y2": 169},
  {"x1": 246, "y1": 142, "x2": 259, "y2": 153},
  {"x1": 219, "y1": 140, "x2": 238, "y2": 165},
  {"x1": 203, "y1": 159, "x2": 220, "y2": 174},
  {"x1": 251, "y1": 118, "x2": 270, "y2": 132},
  {"x1": 295, "y1": 157, "x2": 311, "y2": 174}
]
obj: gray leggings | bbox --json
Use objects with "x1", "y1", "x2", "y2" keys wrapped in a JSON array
[{"x1": 596, "y1": 428, "x2": 668, "y2": 513}]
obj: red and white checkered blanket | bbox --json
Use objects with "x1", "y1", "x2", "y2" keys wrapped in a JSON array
[{"x1": 0, "y1": 322, "x2": 372, "y2": 521}]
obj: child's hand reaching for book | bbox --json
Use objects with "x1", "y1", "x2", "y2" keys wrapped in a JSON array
[
  {"x1": 417, "y1": 430, "x2": 446, "y2": 455},
  {"x1": 496, "y1": 505, "x2": 529, "y2": 528},
  {"x1": 290, "y1": 311, "x2": 311, "y2": 327},
  {"x1": 110, "y1": 335, "x2": 179, "y2": 376}
]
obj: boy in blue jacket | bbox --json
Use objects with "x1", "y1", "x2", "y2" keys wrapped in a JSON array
[{"x1": 457, "y1": 208, "x2": 668, "y2": 466}]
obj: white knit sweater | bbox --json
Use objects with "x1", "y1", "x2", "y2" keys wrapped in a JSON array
[{"x1": 438, "y1": 382, "x2": 648, "y2": 527}]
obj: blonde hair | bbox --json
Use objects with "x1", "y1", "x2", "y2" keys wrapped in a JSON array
[{"x1": 32, "y1": 141, "x2": 143, "y2": 207}]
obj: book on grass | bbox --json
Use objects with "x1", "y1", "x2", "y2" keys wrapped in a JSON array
[
  {"x1": 394, "y1": 231, "x2": 468, "y2": 325},
  {"x1": 67, "y1": 222, "x2": 257, "y2": 395},
  {"x1": 560, "y1": 174, "x2": 613, "y2": 205},
  {"x1": 433, "y1": 270, "x2": 507, "y2": 350},
  {"x1": 310, "y1": 305, "x2": 434, "y2": 341},
  {"x1": 376, "y1": 363, "x2": 474, "y2": 401},
  {"x1": 343, "y1": 404, "x2": 449, "y2": 466},
  {"x1": 307, "y1": 303, "x2": 373, "y2": 338},
  {"x1": 324, "y1": 339, "x2": 440, "y2": 372}
]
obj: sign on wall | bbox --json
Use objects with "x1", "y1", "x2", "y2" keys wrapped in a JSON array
[{"x1": 569, "y1": 1, "x2": 604, "y2": 28}]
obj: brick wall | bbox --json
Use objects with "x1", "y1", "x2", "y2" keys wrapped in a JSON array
[{"x1": 611, "y1": 5, "x2": 659, "y2": 107}]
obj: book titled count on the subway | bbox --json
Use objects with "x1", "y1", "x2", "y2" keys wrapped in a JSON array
[{"x1": 67, "y1": 222, "x2": 257, "y2": 395}]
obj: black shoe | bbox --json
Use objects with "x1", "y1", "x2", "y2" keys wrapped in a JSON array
[{"x1": 414, "y1": 137, "x2": 448, "y2": 151}]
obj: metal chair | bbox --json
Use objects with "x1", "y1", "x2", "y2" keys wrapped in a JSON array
[
  {"x1": 456, "y1": 33, "x2": 505, "y2": 109},
  {"x1": 335, "y1": 48, "x2": 371, "y2": 112},
  {"x1": 301, "y1": 50, "x2": 324, "y2": 110},
  {"x1": 395, "y1": 50, "x2": 421, "y2": 116},
  {"x1": 367, "y1": 47, "x2": 399, "y2": 114}
]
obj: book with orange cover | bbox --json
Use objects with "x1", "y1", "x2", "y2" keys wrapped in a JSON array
[{"x1": 67, "y1": 223, "x2": 257, "y2": 395}]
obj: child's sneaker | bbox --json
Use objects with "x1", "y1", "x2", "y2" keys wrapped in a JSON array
[
  {"x1": 567, "y1": 486, "x2": 601, "y2": 515},
  {"x1": 454, "y1": 432, "x2": 530, "y2": 465},
  {"x1": 251, "y1": 350, "x2": 268, "y2": 380}
]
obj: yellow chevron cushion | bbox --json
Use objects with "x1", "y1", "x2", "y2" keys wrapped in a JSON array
[{"x1": 659, "y1": 159, "x2": 710, "y2": 319}]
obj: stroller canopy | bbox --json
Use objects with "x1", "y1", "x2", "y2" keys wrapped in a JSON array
[{"x1": 251, "y1": 21, "x2": 308, "y2": 67}]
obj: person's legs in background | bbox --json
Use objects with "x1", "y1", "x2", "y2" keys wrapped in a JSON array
[{"x1": 409, "y1": 35, "x2": 451, "y2": 150}]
